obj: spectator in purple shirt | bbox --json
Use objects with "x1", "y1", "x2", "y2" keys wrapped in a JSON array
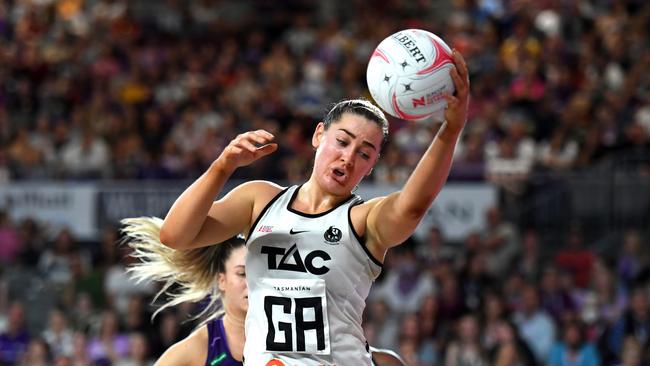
[
  {"x1": 86, "y1": 310, "x2": 130, "y2": 365},
  {"x1": 0, "y1": 301, "x2": 30, "y2": 365}
]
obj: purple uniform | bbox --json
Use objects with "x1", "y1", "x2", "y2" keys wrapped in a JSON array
[
  {"x1": 0, "y1": 331, "x2": 29, "y2": 365},
  {"x1": 205, "y1": 318, "x2": 243, "y2": 366}
]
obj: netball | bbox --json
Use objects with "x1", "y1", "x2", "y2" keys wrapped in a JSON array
[{"x1": 366, "y1": 29, "x2": 455, "y2": 121}]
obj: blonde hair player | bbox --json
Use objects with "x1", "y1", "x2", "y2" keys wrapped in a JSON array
[
  {"x1": 121, "y1": 217, "x2": 247, "y2": 366},
  {"x1": 121, "y1": 218, "x2": 406, "y2": 366},
  {"x1": 160, "y1": 50, "x2": 469, "y2": 365}
]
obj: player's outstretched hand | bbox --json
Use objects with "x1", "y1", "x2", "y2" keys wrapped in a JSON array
[
  {"x1": 217, "y1": 129, "x2": 278, "y2": 171},
  {"x1": 443, "y1": 49, "x2": 470, "y2": 134}
]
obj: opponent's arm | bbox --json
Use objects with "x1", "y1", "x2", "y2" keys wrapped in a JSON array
[
  {"x1": 367, "y1": 50, "x2": 470, "y2": 250},
  {"x1": 155, "y1": 326, "x2": 207, "y2": 366},
  {"x1": 160, "y1": 130, "x2": 277, "y2": 250}
]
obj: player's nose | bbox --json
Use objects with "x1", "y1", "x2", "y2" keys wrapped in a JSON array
[{"x1": 341, "y1": 149, "x2": 354, "y2": 167}]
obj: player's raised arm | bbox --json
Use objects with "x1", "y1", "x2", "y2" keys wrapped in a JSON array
[
  {"x1": 366, "y1": 50, "x2": 470, "y2": 250},
  {"x1": 160, "y1": 130, "x2": 278, "y2": 250}
]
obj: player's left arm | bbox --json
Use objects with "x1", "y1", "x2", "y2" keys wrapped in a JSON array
[{"x1": 366, "y1": 50, "x2": 469, "y2": 250}]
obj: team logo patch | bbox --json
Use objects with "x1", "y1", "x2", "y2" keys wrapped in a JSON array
[
  {"x1": 323, "y1": 226, "x2": 342, "y2": 244},
  {"x1": 265, "y1": 359, "x2": 286, "y2": 366}
]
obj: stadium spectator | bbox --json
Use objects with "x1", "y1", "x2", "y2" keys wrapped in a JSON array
[
  {"x1": 0, "y1": 210, "x2": 20, "y2": 264},
  {"x1": 373, "y1": 243, "x2": 436, "y2": 316},
  {"x1": 515, "y1": 228, "x2": 544, "y2": 282},
  {"x1": 555, "y1": 226, "x2": 596, "y2": 289},
  {"x1": 364, "y1": 299, "x2": 400, "y2": 351},
  {"x1": 18, "y1": 337, "x2": 50, "y2": 366},
  {"x1": 114, "y1": 332, "x2": 153, "y2": 366},
  {"x1": 617, "y1": 230, "x2": 649, "y2": 287},
  {"x1": 37, "y1": 228, "x2": 76, "y2": 287},
  {"x1": 512, "y1": 284, "x2": 556, "y2": 363},
  {"x1": 450, "y1": 131, "x2": 485, "y2": 180},
  {"x1": 60, "y1": 128, "x2": 111, "y2": 179},
  {"x1": 588, "y1": 258, "x2": 628, "y2": 326},
  {"x1": 399, "y1": 312, "x2": 438, "y2": 366},
  {"x1": 540, "y1": 265, "x2": 577, "y2": 324},
  {"x1": 86, "y1": 309, "x2": 129, "y2": 365},
  {"x1": 482, "y1": 206, "x2": 520, "y2": 279},
  {"x1": 0, "y1": 302, "x2": 30, "y2": 365},
  {"x1": 444, "y1": 314, "x2": 487, "y2": 366},
  {"x1": 69, "y1": 331, "x2": 92, "y2": 366},
  {"x1": 41, "y1": 309, "x2": 74, "y2": 359},
  {"x1": 604, "y1": 287, "x2": 650, "y2": 365},
  {"x1": 538, "y1": 128, "x2": 579, "y2": 172},
  {"x1": 548, "y1": 320, "x2": 600, "y2": 366},
  {"x1": 487, "y1": 319, "x2": 537, "y2": 366},
  {"x1": 481, "y1": 291, "x2": 508, "y2": 351},
  {"x1": 104, "y1": 246, "x2": 156, "y2": 316}
]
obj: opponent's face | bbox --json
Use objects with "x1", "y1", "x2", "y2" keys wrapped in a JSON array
[
  {"x1": 219, "y1": 246, "x2": 248, "y2": 316},
  {"x1": 312, "y1": 113, "x2": 383, "y2": 195}
]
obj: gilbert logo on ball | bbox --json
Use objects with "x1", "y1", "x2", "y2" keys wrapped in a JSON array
[{"x1": 367, "y1": 29, "x2": 455, "y2": 121}]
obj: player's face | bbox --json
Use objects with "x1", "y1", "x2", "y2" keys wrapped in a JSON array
[
  {"x1": 219, "y1": 246, "x2": 248, "y2": 316},
  {"x1": 312, "y1": 113, "x2": 383, "y2": 195}
]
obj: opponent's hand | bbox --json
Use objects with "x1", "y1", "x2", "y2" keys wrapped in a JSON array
[
  {"x1": 217, "y1": 130, "x2": 278, "y2": 171},
  {"x1": 443, "y1": 50, "x2": 470, "y2": 134}
]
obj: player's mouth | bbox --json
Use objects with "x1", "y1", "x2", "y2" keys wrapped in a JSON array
[{"x1": 331, "y1": 168, "x2": 347, "y2": 183}]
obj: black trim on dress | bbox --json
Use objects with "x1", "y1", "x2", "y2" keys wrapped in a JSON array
[{"x1": 245, "y1": 186, "x2": 290, "y2": 245}]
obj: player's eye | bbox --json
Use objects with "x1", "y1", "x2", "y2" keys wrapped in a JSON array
[
  {"x1": 359, "y1": 151, "x2": 370, "y2": 160},
  {"x1": 336, "y1": 139, "x2": 348, "y2": 146}
]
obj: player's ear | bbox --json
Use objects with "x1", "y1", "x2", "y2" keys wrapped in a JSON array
[
  {"x1": 217, "y1": 273, "x2": 226, "y2": 292},
  {"x1": 312, "y1": 122, "x2": 325, "y2": 149}
]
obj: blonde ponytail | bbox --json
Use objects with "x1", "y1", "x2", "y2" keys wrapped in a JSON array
[{"x1": 120, "y1": 217, "x2": 244, "y2": 323}]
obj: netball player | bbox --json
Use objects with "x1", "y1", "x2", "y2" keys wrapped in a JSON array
[
  {"x1": 159, "y1": 51, "x2": 469, "y2": 365},
  {"x1": 122, "y1": 218, "x2": 246, "y2": 366},
  {"x1": 122, "y1": 218, "x2": 406, "y2": 366}
]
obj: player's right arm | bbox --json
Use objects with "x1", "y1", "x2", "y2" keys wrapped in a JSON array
[
  {"x1": 155, "y1": 326, "x2": 208, "y2": 366},
  {"x1": 160, "y1": 130, "x2": 278, "y2": 250}
]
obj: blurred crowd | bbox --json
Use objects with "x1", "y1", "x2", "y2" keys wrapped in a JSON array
[
  {"x1": 1, "y1": 0, "x2": 649, "y2": 184},
  {"x1": 1, "y1": 206, "x2": 649, "y2": 366},
  {"x1": 2, "y1": 0, "x2": 650, "y2": 365}
]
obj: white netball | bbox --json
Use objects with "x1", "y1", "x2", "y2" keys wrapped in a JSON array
[{"x1": 366, "y1": 29, "x2": 455, "y2": 121}]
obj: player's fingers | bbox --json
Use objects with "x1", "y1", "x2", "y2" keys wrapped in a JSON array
[
  {"x1": 442, "y1": 92, "x2": 459, "y2": 106},
  {"x1": 248, "y1": 130, "x2": 275, "y2": 145},
  {"x1": 229, "y1": 146, "x2": 246, "y2": 157},
  {"x1": 452, "y1": 49, "x2": 469, "y2": 80},
  {"x1": 236, "y1": 138, "x2": 258, "y2": 154},
  {"x1": 248, "y1": 131, "x2": 273, "y2": 146},
  {"x1": 254, "y1": 129, "x2": 275, "y2": 140},
  {"x1": 449, "y1": 67, "x2": 463, "y2": 88},
  {"x1": 449, "y1": 68, "x2": 468, "y2": 98},
  {"x1": 449, "y1": 67, "x2": 469, "y2": 99},
  {"x1": 256, "y1": 143, "x2": 278, "y2": 158}
]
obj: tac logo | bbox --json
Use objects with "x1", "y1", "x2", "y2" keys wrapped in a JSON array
[
  {"x1": 261, "y1": 244, "x2": 331, "y2": 275},
  {"x1": 265, "y1": 359, "x2": 286, "y2": 366},
  {"x1": 323, "y1": 226, "x2": 342, "y2": 244}
]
